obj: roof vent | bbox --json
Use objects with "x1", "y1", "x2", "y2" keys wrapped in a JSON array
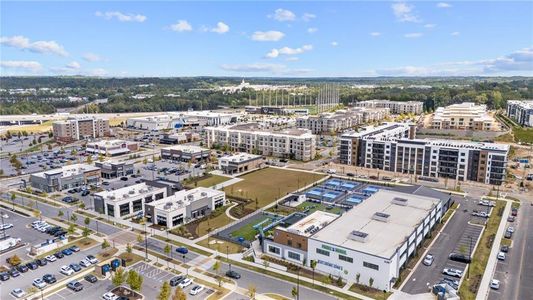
[
  {"x1": 392, "y1": 197, "x2": 408, "y2": 206},
  {"x1": 348, "y1": 230, "x2": 368, "y2": 242},
  {"x1": 201, "y1": 192, "x2": 207, "y2": 197},
  {"x1": 129, "y1": 190, "x2": 135, "y2": 195},
  {"x1": 372, "y1": 212, "x2": 390, "y2": 222}
]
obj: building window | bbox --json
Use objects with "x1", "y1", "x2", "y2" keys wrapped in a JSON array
[
  {"x1": 132, "y1": 200, "x2": 142, "y2": 212},
  {"x1": 106, "y1": 204, "x2": 115, "y2": 217},
  {"x1": 119, "y1": 203, "x2": 130, "y2": 217},
  {"x1": 288, "y1": 251, "x2": 301, "y2": 261},
  {"x1": 287, "y1": 240, "x2": 292, "y2": 246},
  {"x1": 268, "y1": 245, "x2": 281, "y2": 255},
  {"x1": 339, "y1": 255, "x2": 353, "y2": 263},
  {"x1": 363, "y1": 261, "x2": 379, "y2": 270},
  {"x1": 316, "y1": 248, "x2": 330, "y2": 256}
]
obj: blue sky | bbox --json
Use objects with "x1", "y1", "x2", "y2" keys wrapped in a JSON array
[{"x1": 1, "y1": 1, "x2": 532, "y2": 77}]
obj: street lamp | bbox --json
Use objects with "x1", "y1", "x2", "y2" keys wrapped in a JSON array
[
  {"x1": 144, "y1": 222, "x2": 148, "y2": 260},
  {"x1": 226, "y1": 245, "x2": 231, "y2": 272},
  {"x1": 467, "y1": 235, "x2": 473, "y2": 279}
]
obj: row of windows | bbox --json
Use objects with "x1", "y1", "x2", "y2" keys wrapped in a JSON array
[{"x1": 316, "y1": 248, "x2": 376, "y2": 269}]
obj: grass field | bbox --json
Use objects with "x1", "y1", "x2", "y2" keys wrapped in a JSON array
[
  {"x1": 195, "y1": 208, "x2": 233, "y2": 237},
  {"x1": 185, "y1": 174, "x2": 230, "y2": 188},
  {"x1": 197, "y1": 237, "x2": 243, "y2": 254},
  {"x1": 229, "y1": 216, "x2": 271, "y2": 241},
  {"x1": 7, "y1": 120, "x2": 54, "y2": 134},
  {"x1": 513, "y1": 127, "x2": 533, "y2": 144},
  {"x1": 225, "y1": 167, "x2": 325, "y2": 210}
]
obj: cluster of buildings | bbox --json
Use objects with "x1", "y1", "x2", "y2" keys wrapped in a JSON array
[
  {"x1": 506, "y1": 100, "x2": 533, "y2": 127},
  {"x1": 296, "y1": 107, "x2": 390, "y2": 134},
  {"x1": 86, "y1": 139, "x2": 139, "y2": 156},
  {"x1": 218, "y1": 153, "x2": 264, "y2": 175},
  {"x1": 126, "y1": 111, "x2": 241, "y2": 131},
  {"x1": 29, "y1": 163, "x2": 101, "y2": 192},
  {"x1": 205, "y1": 123, "x2": 316, "y2": 161},
  {"x1": 264, "y1": 188, "x2": 450, "y2": 291},
  {"x1": 430, "y1": 102, "x2": 500, "y2": 131},
  {"x1": 354, "y1": 100, "x2": 424, "y2": 115},
  {"x1": 52, "y1": 117, "x2": 110, "y2": 142},
  {"x1": 339, "y1": 122, "x2": 509, "y2": 185}
]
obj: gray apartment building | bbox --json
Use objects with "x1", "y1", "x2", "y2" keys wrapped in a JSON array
[
  {"x1": 506, "y1": 100, "x2": 533, "y2": 127},
  {"x1": 296, "y1": 108, "x2": 389, "y2": 134},
  {"x1": 355, "y1": 100, "x2": 424, "y2": 115}
]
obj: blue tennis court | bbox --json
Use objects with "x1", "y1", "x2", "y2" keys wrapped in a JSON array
[
  {"x1": 324, "y1": 179, "x2": 359, "y2": 191},
  {"x1": 362, "y1": 186, "x2": 380, "y2": 196},
  {"x1": 345, "y1": 196, "x2": 364, "y2": 205},
  {"x1": 306, "y1": 188, "x2": 324, "y2": 197}
]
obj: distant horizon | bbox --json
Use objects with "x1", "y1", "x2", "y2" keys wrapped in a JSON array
[{"x1": 1, "y1": 75, "x2": 532, "y2": 79}]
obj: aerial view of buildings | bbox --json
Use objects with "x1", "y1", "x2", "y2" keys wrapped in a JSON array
[{"x1": 0, "y1": 2, "x2": 532, "y2": 300}]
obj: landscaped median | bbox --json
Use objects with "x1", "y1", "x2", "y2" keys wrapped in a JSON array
[{"x1": 458, "y1": 200, "x2": 506, "y2": 300}]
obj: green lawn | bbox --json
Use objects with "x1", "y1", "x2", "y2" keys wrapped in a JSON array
[
  {"x1": 513, "y1": 127, "x2": 533, "y2": 144},
  {"x1": 296, "y1": 201, "x2": 344, "y2": 215},
  {"x1": 185, "y1": 175, "x2": 230, "y2": 188},
  {"x1": 225, "y1": 168, "x2": 325, "y2": 210},
  {"x1": 230, "y1": 217, "x2": 271, "y2": 241},
  {"x1": 197, "y1": 237, "x2": 243, "y2": 254}
]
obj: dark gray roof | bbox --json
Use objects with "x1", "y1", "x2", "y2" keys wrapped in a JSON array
[{"x1": 394, "y1": 185, "x2": 451, "y2": 203}]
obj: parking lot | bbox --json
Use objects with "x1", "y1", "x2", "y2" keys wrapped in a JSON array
[
  {"x1": 130, "y1": 262, "x2": 213, "y2": 300},
  {"x1": 45, "y1": 273, "x2": 111, "y2": 300},
  {"x1": 402, "y1": 196, "x2": 486, "y2": 294}
]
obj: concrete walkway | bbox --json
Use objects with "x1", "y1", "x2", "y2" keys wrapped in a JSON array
[
  {"x1": 476, "y1": 200, "x2": 512, "y2": 300},
  {"x1": 225, "y1": 202, "x2": 239, "y2": 221}
]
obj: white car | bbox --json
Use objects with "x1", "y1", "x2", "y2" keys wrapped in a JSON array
[
  {"x1": 45, "y1": 255, "x2": 57, "y2": 262},
  {"x1": 507, "y1": 226, "x2": 515, "y2": 233},
  {"x1": 178, "y1": 278, "x2": 193, "y2": 288},
  {"x1": 102, "y1": 292, "x2": 119, "y2": 300},
  {"x1": 60, "y1": 265, "x2": 74, "y2": 275},
  {"x1": 33, "y1": 278, "x2": 47, "y2": 289},
  {"x1": 443, "y1": 268, "x2": 463, "y2": 278},
  {"x1": 490, "y1": 279, "x2": 500, "y2": 290},
  {"x1": 190, "y1": 285, "x2": 204, "y2": 295},
  {"x1": 86, "y1": 255, "x2": 99, "y2": 264},
  {"x1": 79, "y1": 259, "x2": 91, "y2": 268},
  {"x1": 497, "y1": 252, "x2": 506, "y2": 260},
  {"x1": 423, "y1": 254, "x2": 434, "y2": 266},
  {"x1": 11, "y1": 289, "x2": 26, "y2": 298},
  {"x1": 0, "y1": 223, "x2": 13, "y2": 230}
]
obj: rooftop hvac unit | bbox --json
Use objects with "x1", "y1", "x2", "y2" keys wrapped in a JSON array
[
  {"x1": 372, "y1": 212, "x2": 391, "y2": 222},
  {"x1": 392, "y1": 197, "x2": 408, "y2": 206},
  {"x1": 348, "y1": 230, "x2": 368, "y2": 243},
  {"x1": 139, "y1": 189, "x2": 147, "y2": 193},
  {"x1": 187, "y1": 194, "x2": 194, "y2": 201},
  {"x1": 164, "y1": 202, "x2": 173, "y2": 209},
  {"x1": 129, "y1": 190, "x2": 135, "y2": 195},
  {"x1": 304, "y1": 225, "x2": 316, "y2": 234},
  {"x1": 201, "y1": 192, "x2": 207, "y2": 197},
  {"x1": 123, "y1": 194, "x2": 129, "y2": 198},
  {"x1": 107, "y1": 196, "x2": 115, "y2": 200}
]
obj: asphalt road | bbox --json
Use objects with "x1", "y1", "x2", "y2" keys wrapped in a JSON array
[
  {"x1": 489, "y1": 203, "x2": 533, "y2": 300},
  {"x1": 402, "y1": 196, "x2": 484, "y2": 294}
]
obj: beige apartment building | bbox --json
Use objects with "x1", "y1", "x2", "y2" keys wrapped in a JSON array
[
  {"x1": 296, "y1": 107, "x2": 389, "y2": 134},
  {"x1": 53, "y1": 117, "x2": 110, "y2": 142},
  {"x1": 205, "y1": 123, "x2": 316, "y2": 161},
  {"x1": 355, "y1": 100, "x2": 424, "y2": 115},
  {"x1": 431, "y1": 102, "x2": 500, "y2": 131}
]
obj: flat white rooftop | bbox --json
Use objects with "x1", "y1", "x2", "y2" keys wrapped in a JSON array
[
  {"x1": 35, "y1": 163, "x2": 99, "y2": 178},
  {"x1": 282, "y1": 211, "x2": 338, "y2": 237},
  {"x1": 311, "y1": 189, "x2": 440, "y2": 259},
  {"x1": 162, "y1": 144, "x2": 209, "y2": 153},
  {"x1": 151, "y1": 187, "x2": 223, "y2": 212},
  {"x1": 95, "y1": 183, "x2": 162, "y2": 202},
  {"x1": 220, "y1": 152, "x2": 262, "y2": 163}
]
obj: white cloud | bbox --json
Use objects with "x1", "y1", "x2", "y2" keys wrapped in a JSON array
[
  {"x1": 307, "y1": 27, "x2": 318, "y2": 34},
  {"x1": 170, "y1": 20, "x2": 193, "y2": 32},
  {"x1": 424, "y1": 24, "x2": 436, "y2": 29},
  {"x1": 265, "y1": 49, "x2": 279, "y2": 58},
  {"x1": 369, "y1": 32, "x2": 381, "y2": 37},
  {"x1": 211, "y1": 22, "x2": 230, "y2": 34},
  {"x1": 437, "y1": 3, "x2": 452, "y2": 8},
  {"x1": 83, "y1": 52, "x2": 103, "y2": 62},
  {"x1": 302, "y1": 13, "x2": 316, "y2": 21},
  {"x1": 404, "y1": 33, "x2": 423, "y2": 38},
  {"x1": 271, "y1": 9, "x2": 296, "y2": 22},
  {"x1": 1, "y1": 35, "x2": 68, "y2": 56},
  {"x1": 0, "y1": 60, "x2": 42, "y2": 71},
  {"x1": 220, "y1": 63, "x2": 312, "y2": 75},
  {"x1": 451, "y1": 31, "x2": 460, "y2": 36},
  {"x1": 251, "y1": 31, "x2": 285, "y2": 41},
  {"x1": 286, "y1": 57, "x2": 299, "y2": 61},
  {"x1": 95, "y1": 11, "x2": 146, "y2": 22},
  {"x1": 391, "y1": 2, "x2": 421, "y2": 23},
  {"x1": 265, "y1": 44, "x2": 313, "y2": 58},
  {"x1": 375, "y1": 47, "x2": 533, "y2": 76},
  {"x1": 331, "y1": 41, "x2": 339, "y2": 47},
  {"x1": 66, "y1": 61, "x2": 81, "y2": 69}
]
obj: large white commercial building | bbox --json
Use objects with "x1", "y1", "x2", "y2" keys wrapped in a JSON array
[
  {"x1": 30, "y1": 163, "x2": 101, "y2": 192},
  {"x1": 205, "y1": 123, "x2": 316, "y2": 161},
  {"x1": 339, "y1": 122, "x2": 509, "y2": 185},
  {"x1": 431, "y1": 102, "x2": 500, "y2": 131},
  {"x1": 308, "y1": 190, "x2": 442, "y2": 291},
  {"x1": 93, "y1": 183, "x2": 167, "y2": 219},
  {"x1": 126, "y1": 111, "x2": 241, "y2": 130},
  {"x1": 506, "y1": 100, "x2": 533, "y2": 127},
  {"x1": 355, "y1": 100, "x2": 424, "y2": 115},
  {"x1": 86, "y1": 139, "x2": 140, "y2": 156},
  {"x1": 145, "y1": 187, "x2": 225, "y2": 228}
]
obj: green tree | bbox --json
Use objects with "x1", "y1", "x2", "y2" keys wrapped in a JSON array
[
  {"x1": 137, "y1": 233, "x2": 144, "y2": 243},
  {"x1": 369, "y1": 277, "x2": 374, "y2": 288},
  {"x1": 172, "y1": 287, "x2": 187, "y2": 300},
  {"x1": 310, "y1": 260, "x2": 317, "y2": 286},
  {"x1": 84, "y1": 217, "x2": 91, "y2": 226},
  {"x1": 248, "y1": 284, "x2": 257, "y2": 300},
  {"x1": 86, "y1": 155, "x2": 93, "y2": 164},
  {"x1": 126, "y1": 243, "x2": 132, "y2": 254},
  {"x1": 355, "y1": 273, "x2": 360, "y2": 284},
  {"x1": 112, "y1": 267, "x2": 126, "y2": 287},
  {"x1": 67, "y1": 223, "x2": 75, "y2": 234},
  {"x1": 157, "y1": 281, "x2": 171, "y2": 300},
  {"x1": 291, "y1": 286, "x2": 298, "y2": 299},
  {"x1": 127, "y1": 269, "x2": 143, "y2": 292},
  {"x1": 58, "y1": 210, "x2": 64, "y2": 218},
  {"x1": 70, "y1": 214, "x2": 78, "y2": 222},
  {"x1": 212, "y1": 261, "x2": 221, "y2": 287},
  {"x1": 102, "y1": 239, "x2": 110, "y2": 249},
  {"x1": 164, "y1": 243, "x2": 171, "y2": 268},
  {"x1": 82, "y1": 226, "x2": 91, "y2": 238}
]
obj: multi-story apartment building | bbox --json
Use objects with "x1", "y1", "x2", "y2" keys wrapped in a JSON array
[
  {"x1": 86, "y1": 139, "x2": 140, "y2": 156},
  {"x1": 93, "y1": 183, "x2": 167, "y2": 219},
  {"x1": 145, "y1": 187, "x2": 225, "y2": 229},
  {"x1": 339, "y1": 122, "x2": 508, "y2": 185},
  {"x1": 506, "y1": 100, "x2": 533, "y2": 127},
  {"x1": 205, "y1": 123, "x2": 316, "y2": 161},
  {"x1": 355, "y1": 100, "x2": 424, "y2": 115},
  {"x1": 52, "y1": 117, "x2": 110, "y2": 142},
  {"x1": 296, "y1": 108, "x2": 389, "y2": 134},
  {"x1": 30, "y1": 164, "x2": 101, "y2": 192},
  {"x1": 431, "y1": 102, "x2": 500, "y2": 131}
]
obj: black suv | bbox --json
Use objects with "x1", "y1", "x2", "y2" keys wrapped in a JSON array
[
  {"x1": 26, "y1": 261, "x2": 39, "y2": 270},
  {"x1": 84, "y1": 274, "x2": 98, "y2": 283},
  {"x1": 0, "y1": 272, "x2": 9, "y2": 281},
  {"x1": 226, "y1": 270, "x2": 241, "y2": 279},
  {"x1": 54, "y1": 251, "x2": 65, "y2": 259},
  {"x1": 16, "y1": 264, "x2": 29, "y2": 273},
  {"x1": 448, "y1": 253, "x2": 472, "y2": 264},
  {"x1": 43, "y1": 274, "x2": 57, "y2": 284},
  {"x1": 36, "y1": 258, "x2": 48, "y2": 266},
  {"x1": 169, "y1": 276, "x2": 184, "y2": 287}
]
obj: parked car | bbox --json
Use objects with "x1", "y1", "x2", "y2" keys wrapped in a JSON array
[
  {"x1": 26, "y1": 261, "x2": 39, "y2": 270},
  {"x1": 84, "y1": 274, "x2": 98, "y2": 283},
  {"x1": 102, "y1": 292, "x2": 119, "y2": 300},
  {"x1": 178, "y1": 278, "x2": 193, "y2": 288},
  {"x1": 511, "y1": 208, "x2": 518, "y2": 216},
  {"x1": 36, "y1": 258, "x2": 48, "y2": 266},
  {"x1": 490, "y1": 279, "x2": 500, "y2": 290},
  {"x1": 500, "y1": 245, "x2": 509, "y2": 253},
  {"x1": 170, "y1": 276, "x2": 185, "y2": 287},
  {"x1": 176, "y1": 247, "x2": 188, "y2": 254},
  {"x1": 70, "y1": 245, "x2": 81, "y2": 252},
  {"x1": 0, "y1": 223, "x2": 13, "y2": 230},
  {"x1": 43, "y1": 274, "x2": 57, "y2": 284},
  {"x1": 443, "y1": 268, "x2": 463, "y2": 278},
  {"x1": 81, "y1": 190, "x2": 90, "y2": 196},
  {"x1": 54, "y1": 251, "x2": 65, "y2": 259},
  {"x1": 440, "y1": 278, "x2": 459, "y2": 290},
  {"x1": 60, "y1": 265, "x2": 74, "y2": 275},
  {"x1": 448, "y1": 253, "x2": 471, "y2": 263},
  {"x1": 0, "y1": 272, "x2": 10, "y2": 281},
  {"x1": 190, "y1": 285, "x2": 204, "y2": 295},
  {"x1": 507, "y1": 216, "x2": 515, "y2": 222},
  {"x1": 33, "y1": 278, "x2": 47, "y2": 289},
  {"x1": 69, "y1": 263, "x2": 82, "y2": 272},
  {"x1": 226, "y1": 270, "x2": 241, "y2": 279},
  {"x1": 120, "y1": 176, "x2": 129, "y2": 181},
  {"x1": 67, "y1": 280, "x2": 84, "y2": 292},
  {"x1": 423, "y1": 254, "x2": 434, "y2": 266},
  {"x1": 497, "y1": 252, "x2": 506, "y2": 260},
  {"x1": 62, "y1": 248, "x2": 73, "y2": 256},
  {"x1": 505, "y1": 231, "x2": 513, "y2": 239},
  {"x1": 507, "y1": 226, "x2": 515, "y2": 233},
  {"x1": 16, "y1": 264, "x2": 29, "y2": 273},
  {"x1": 86, "y1": 255, "x2": 98, "y2": 264},
  {"x1": 11, "y1": 288, "x2": 26, "y2": 298},
  {"x1": 9, "y1": 268, "x2": 20, "y2": 277},
  {"x1": 346, "y1": 172, "x2": 355, "y2": 177},
  {"x1": 79, "y1": 259, "x2": 91, "y2": 268}
]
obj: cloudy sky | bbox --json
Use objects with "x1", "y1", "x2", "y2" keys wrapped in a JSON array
[{"x1": 1, "y1": 1, "x2": 532, "y2": 77}]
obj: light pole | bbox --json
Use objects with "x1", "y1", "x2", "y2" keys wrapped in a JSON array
[
  {"x1": 296, "y1": 267, "x2": 300, "y2": 300},
  {"x1": 144, "y1": 223, "x2": 148, "y2": 260},
  {"x1": 226, "y1": 245, "x2": 231, "y2": 271},
  {"x1": 0, "y1": 213, "x2": 5, "y2": 239}
]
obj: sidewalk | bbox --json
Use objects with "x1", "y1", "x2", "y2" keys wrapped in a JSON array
[{"x1": 476, "y1": 201, "x2": 512, "y2": 300}]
